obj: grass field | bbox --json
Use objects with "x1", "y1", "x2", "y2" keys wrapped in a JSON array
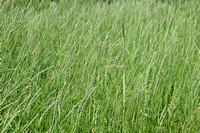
[{"x1": 0, "y1": 0, "x2": 200, "y2": 132}]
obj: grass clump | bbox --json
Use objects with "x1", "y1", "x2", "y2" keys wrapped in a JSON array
[{"x1": 0, "y1": 0, "x2": 200, "y2": 132}]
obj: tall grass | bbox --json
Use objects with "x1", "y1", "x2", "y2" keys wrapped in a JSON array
[{"x1": 0, "y1": 0, "x2": 200, "y2": 132}]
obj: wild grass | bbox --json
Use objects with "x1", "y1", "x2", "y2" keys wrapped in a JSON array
[{"x1": 0, "y1": 0, "x2": 200, "y2": 132}]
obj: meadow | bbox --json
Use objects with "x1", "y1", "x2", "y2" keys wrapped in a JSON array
[{"x1": 0, "y1": 0, "x2": 200, "y2": 132}]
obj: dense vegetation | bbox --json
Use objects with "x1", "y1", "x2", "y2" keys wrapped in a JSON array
[{"x1": 0, "y1": 0, "x2": 200, "y2": 132}]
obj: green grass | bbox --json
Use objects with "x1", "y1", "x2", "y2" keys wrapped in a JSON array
[{"x1": 0, "y1": 0, "x2": 200, "y2": 132}]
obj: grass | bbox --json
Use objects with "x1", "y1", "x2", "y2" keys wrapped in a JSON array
[{"x1": 0, "y1": 0, "x2": 200, "y2": 132}]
